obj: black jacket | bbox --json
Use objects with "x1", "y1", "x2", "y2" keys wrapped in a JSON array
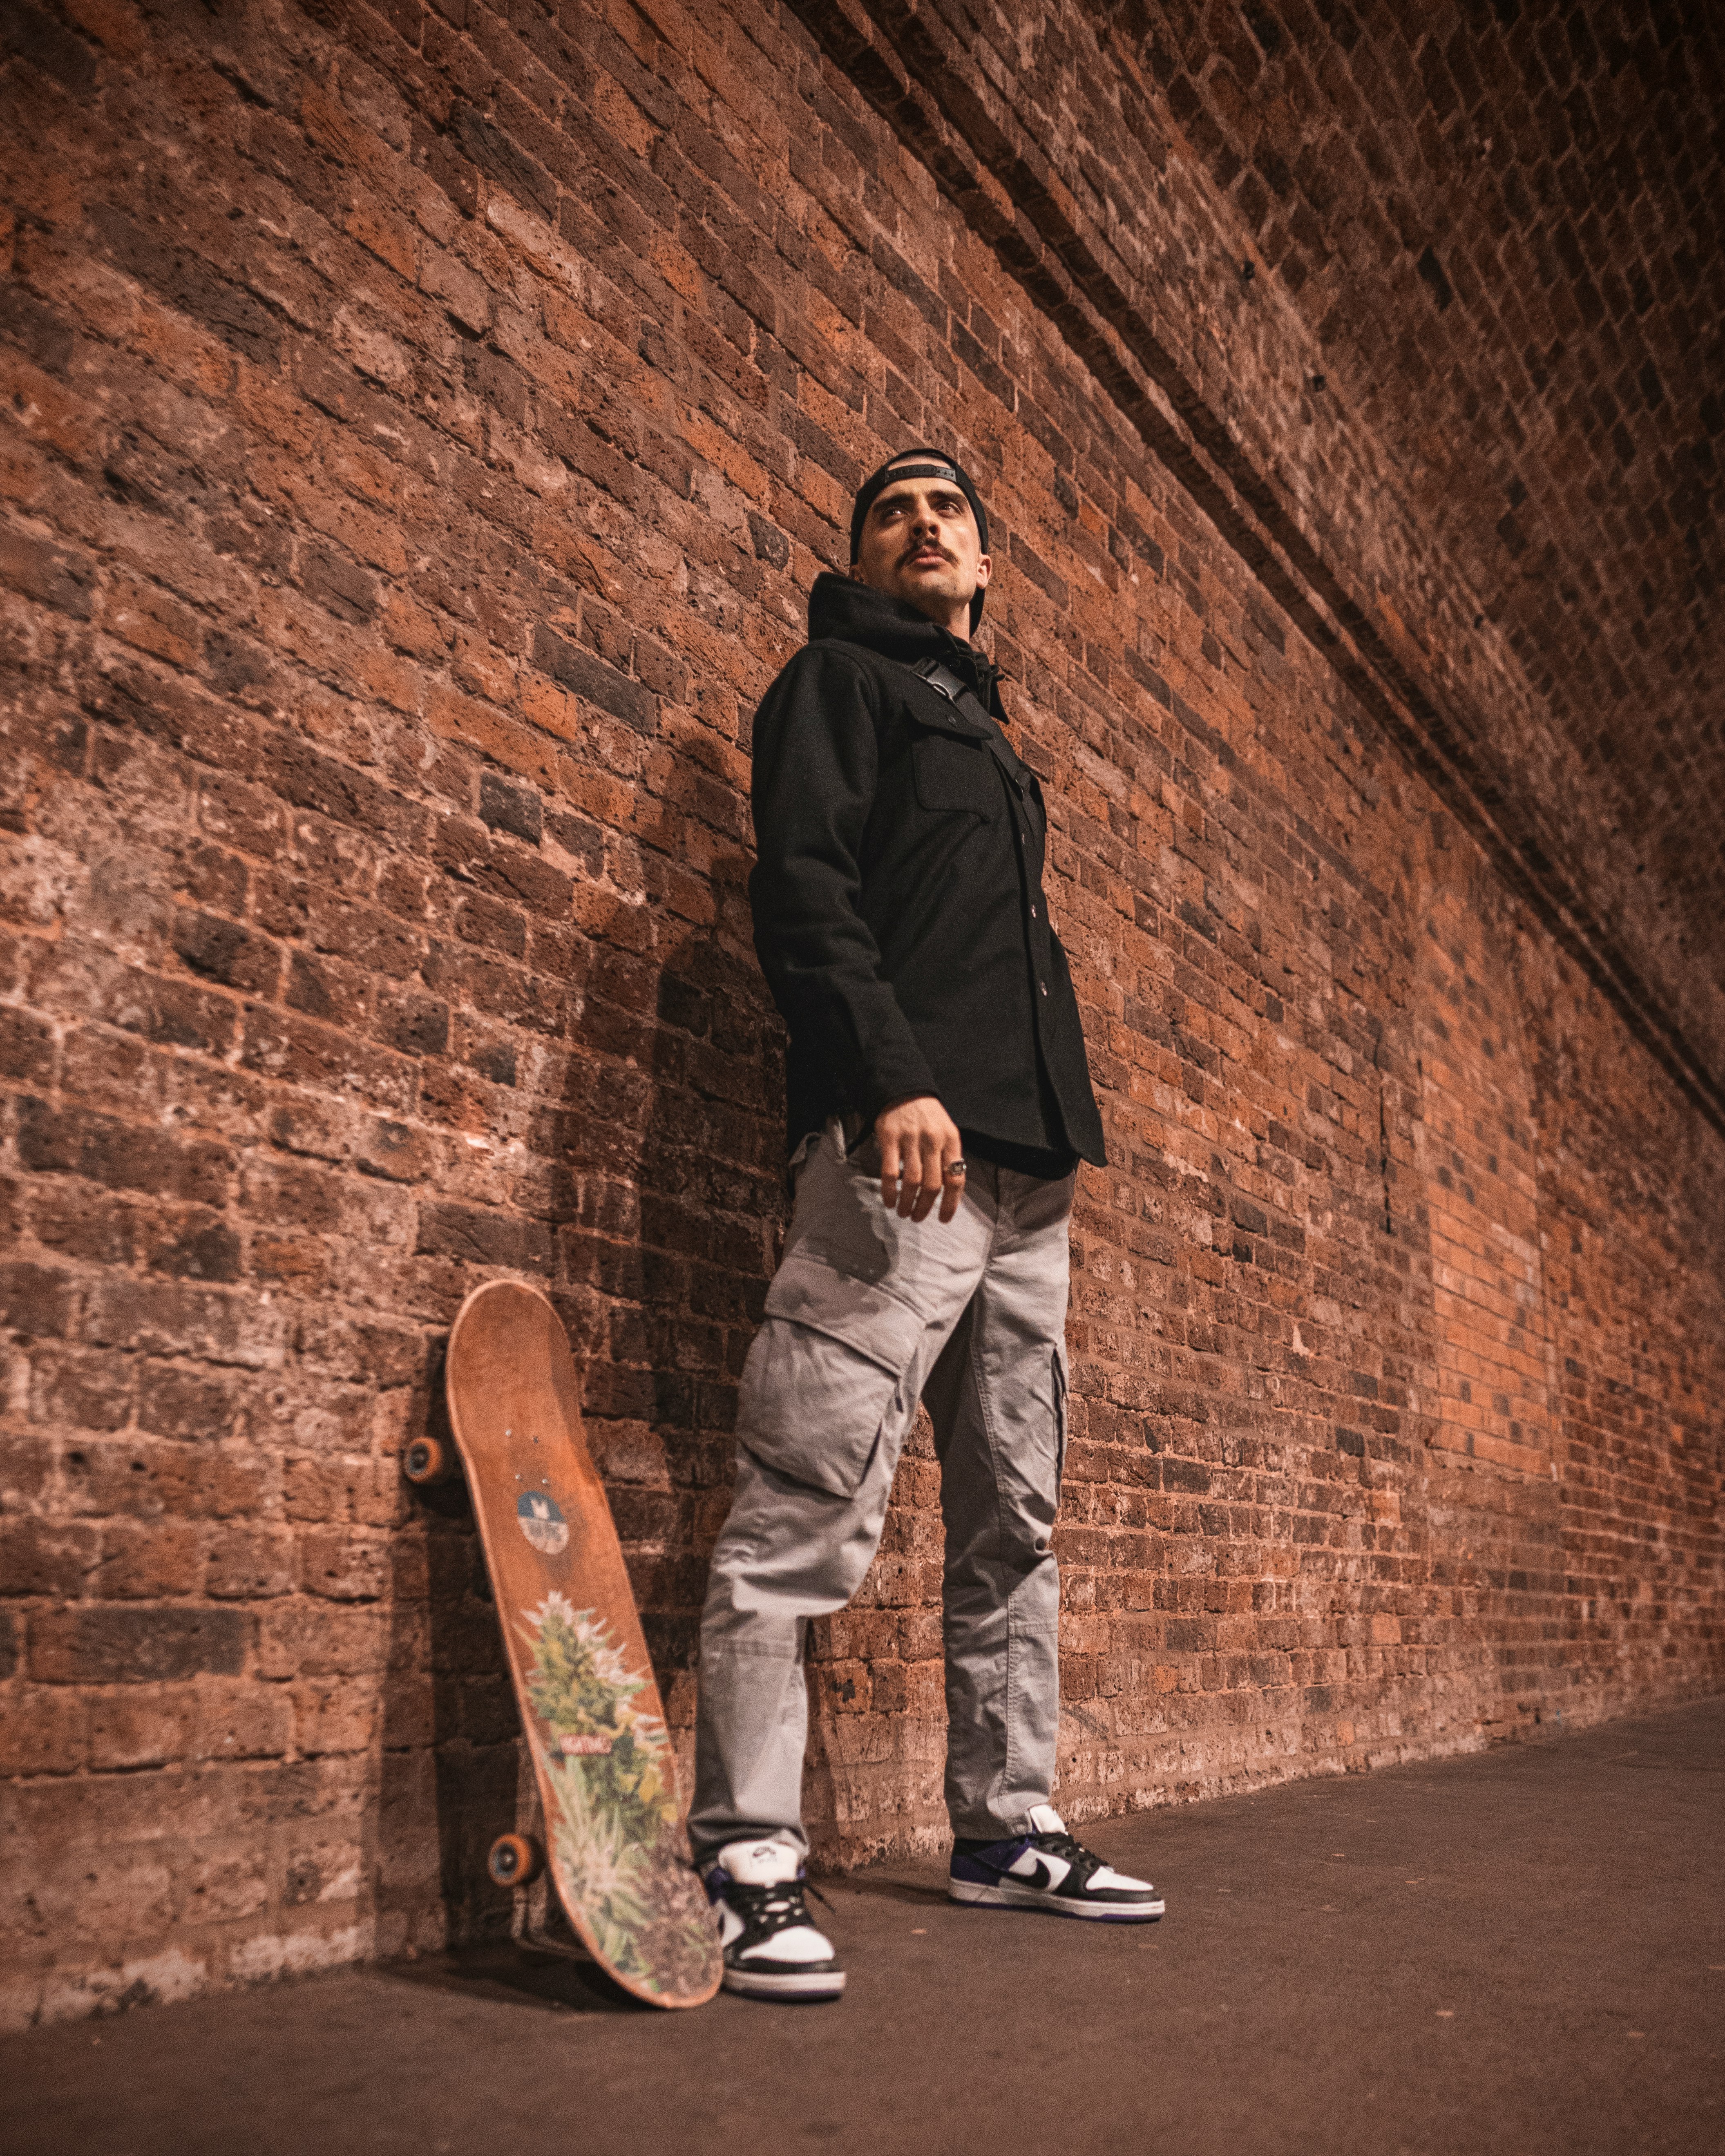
[{"x1": 748, "y1": 575, "x2": 1106, "y2": 1168}]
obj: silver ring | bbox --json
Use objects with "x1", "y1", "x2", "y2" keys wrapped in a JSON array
[{"x1": 943, "y1": 1158, "x2": 968, "y2": 1181}]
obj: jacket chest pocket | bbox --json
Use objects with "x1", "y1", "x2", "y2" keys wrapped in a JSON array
[{"x1": 912, "y1": 728, "x2": 998, "y2": 819}]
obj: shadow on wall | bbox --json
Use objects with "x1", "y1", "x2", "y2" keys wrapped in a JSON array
[
  {"x1": 371, "y1": 895, "x2": 794, "y2": 1948},
  {"x1": 376, "y1": 1362, "x2": 518, "y2": 1958}
]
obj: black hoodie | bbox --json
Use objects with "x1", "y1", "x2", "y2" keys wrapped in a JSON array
[{"x1": 747, "y1": 574, "x2": 1106, "y2": 1171}]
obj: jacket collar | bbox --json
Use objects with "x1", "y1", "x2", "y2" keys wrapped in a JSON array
[{"x1": 807, "y1": 573, "x2": 1003, "y2": 715}]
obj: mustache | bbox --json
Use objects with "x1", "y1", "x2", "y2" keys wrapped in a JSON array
[{"x1": 898, "y1": 538, "x2": 956, "y2": 567}]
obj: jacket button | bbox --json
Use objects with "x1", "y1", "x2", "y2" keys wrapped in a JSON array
[
  {"x1": 1030, "y1": 905, "x2": 1037, "y2": 919},
  {"x1": 1039, "y1": 981, "x2": 1048, "y2": 995}
]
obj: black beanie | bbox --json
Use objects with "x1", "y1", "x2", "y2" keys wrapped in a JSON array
[{"x1": 850, "y1": 449, "x2": 990, "y2": 629}]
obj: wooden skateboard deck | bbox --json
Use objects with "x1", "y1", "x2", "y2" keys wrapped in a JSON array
[{"x1": 439, "y1": 1279, "x2": 721, "y2": 2009}]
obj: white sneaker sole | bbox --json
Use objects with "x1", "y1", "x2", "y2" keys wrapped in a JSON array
[
  {"x1": 722, "y1": 1963, "x2": 847, "y2": 2000},
  {"x1": 949, "y1": 1877, "x2": 1165, "y2": 1921}
]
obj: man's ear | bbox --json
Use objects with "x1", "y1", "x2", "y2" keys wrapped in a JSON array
[{"x1": 974, "y1": 554, "x2": 992, "y2": 588}]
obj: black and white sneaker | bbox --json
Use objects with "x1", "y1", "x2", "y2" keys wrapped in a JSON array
[
  {"x1": 705, "y1": 1838, "x2": 847, "y2": 2000},
  {"x1": 949, "y1": 1804, "x2": 1165, "y2": 1921}
]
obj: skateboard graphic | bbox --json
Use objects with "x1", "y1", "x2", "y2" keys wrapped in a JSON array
[{"x1": 405, "y1": 1279, "x2": 721, "y2": 2009}]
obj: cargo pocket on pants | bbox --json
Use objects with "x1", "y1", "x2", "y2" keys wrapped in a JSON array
[{"x1": 737, "y1": 1258, "x2": 926, "y2": 1499}]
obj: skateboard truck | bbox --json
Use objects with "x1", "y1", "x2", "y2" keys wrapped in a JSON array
[{"x1": 494, "y1": 1781, "x2": 592, "y2": 1964}]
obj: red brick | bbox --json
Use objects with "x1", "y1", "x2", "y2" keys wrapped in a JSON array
[
  {"x1": 88, "y1": 1682, "x2": 198, "y2": 1771},
  {"x1": 30, "y1": 1607, "x2": 250, "y2": 1684},
  {"x1": 0, "y1": 1687, "x2": 89, "y2": 1776},
  {"x1": 169, "y1": 910, "x2": 282, "y2": 997},
  {"x1": 0, "y1": 1006, "x2": 57, "y2": 1086},
  {"x1": 0, "y1": 1260, "x2": 78, "y2": 1336},
  {"x1": 292, "y1": 1678, "x2": 381, "y2": 1757},
  {"x1": 91, "y1": 1520, "x2": 203, "y2": 1599},
  {"x1": 16, "y1": 1097, "x2": 233, "y2": 1206},
  {"x1": 297, "y1": 1530, "x2": 390, "y2": 1604},
  {"x1": 255, "y1": 1603, "x2": 389, "y2": 1682},
  {"x1": 0, "y1": 524, "x2": 96, "y2": 618},
  {"x1": 82, "y1": 1278, "x2": 286, "y2": 1368},
  {"x1": 204, "y1": 1528, "x2": 296, "y2": 1600},
  {"x1": 177, "y1": 1847, "x2": 272, "y2": 1924},
  {"x1": 191, "y1": 1681, "x2": 293, "y2": 1765},
  {"x1": 25, "y1": 1345, "x2": 135, "y2": 1432}
]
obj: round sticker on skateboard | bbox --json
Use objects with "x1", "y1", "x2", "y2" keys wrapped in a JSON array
[{"x1": 516, "y1": 1489, "x2": 569, "y2": 1555}]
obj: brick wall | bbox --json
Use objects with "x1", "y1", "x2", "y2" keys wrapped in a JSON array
[{"x1": 2, "y1": 0, "x2": 1721, "y2": 2025}]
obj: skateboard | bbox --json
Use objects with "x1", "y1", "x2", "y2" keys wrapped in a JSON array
[{"x1": 405, "y1": 1278, "x2": 722, "y2": 2009}]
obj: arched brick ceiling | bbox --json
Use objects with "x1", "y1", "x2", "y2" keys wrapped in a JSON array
[{"x1": 1108, "y1": 0, "x2": 1723, "y2": 1062}]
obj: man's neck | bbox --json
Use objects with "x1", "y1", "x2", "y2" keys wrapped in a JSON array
[
  {"x1": 920, "y1": 604, "x2": 971, "y2": 644},
  {"x1": 856, "y1": 575, "x2": 970, "y2": 642}
]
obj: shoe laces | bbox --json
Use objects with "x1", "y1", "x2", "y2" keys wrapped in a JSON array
[
  {"x1": 721, "y1": 1874, "x2": 827, "y2": 1939},
  {"x1": 1028, "y1": 1828, "x2": 1104, "y2": 1882}
]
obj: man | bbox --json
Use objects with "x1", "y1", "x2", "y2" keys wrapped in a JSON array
[{"x1": 692, "y1": 451, "x2": 1165, "y2": 2001}]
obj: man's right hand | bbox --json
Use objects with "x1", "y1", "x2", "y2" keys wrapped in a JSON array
[{"x1": 876, "y1": 1095, "x2": 965, "y2": 1223}]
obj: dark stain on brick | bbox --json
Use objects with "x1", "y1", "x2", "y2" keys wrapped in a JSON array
[
  {"x1": 300, "y1": 545, "x2": 378, "y2": 625},
  {"x1": 479, "y1": 771, "x2": 543, "y2": 845},
  {"x1": 747, "y1": 511, "x2": 791, "y2": 567},
  {"x1": 0, "y1": 282, "x2": 76, "y2": 375},
  {"x1": 35, "y1": 1607, "x2": 250, "y2": 1683},
  {"x1": 89, "y1": 206, "x2": 280, "y2": 367},
  {"x1": 450, "y1": 102, "x2": 557, "y2": 219},
  {"x1": 0, "y1": 528, "x2": 96, "y2": 619},
  {"x1": 416, "y1": 1200, "x2": 553, "y2": 1274},
  {"x1": 532, "y1": 622, "x2": 657, "y2": 735},
  {"x1": 171, "y1": 911, "x2": 279, "y2": 995},
  {"x1": 150, "y1": 1222, "x2": 244, "y2": 1283},
  {"x1": 380, "y1": 992, "x2": 451, "y2": 1057},
  {"x1": 1415, "y1": 244, "x2": 1454, "y2": 312},
  {"x1": 0, "y1": 0, "x2": 96, "y2": 92}
]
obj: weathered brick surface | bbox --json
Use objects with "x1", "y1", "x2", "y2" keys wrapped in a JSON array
[{"x1": 1, "y1": 0, "x2": 1721, "y2": 2026}]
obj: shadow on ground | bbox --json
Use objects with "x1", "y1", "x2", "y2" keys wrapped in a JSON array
[{"x1": 5, "y1": 1695, "x2": 1723, "y2": 2156}]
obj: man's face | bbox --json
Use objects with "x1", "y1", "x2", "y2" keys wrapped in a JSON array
[{"x1": 850, "y1": 463, "x2": 991, "y2": 635}]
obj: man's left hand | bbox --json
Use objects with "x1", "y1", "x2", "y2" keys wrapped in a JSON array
[{"x1": 875, "y1": 1095, "x2": 966, "y2": 1223}]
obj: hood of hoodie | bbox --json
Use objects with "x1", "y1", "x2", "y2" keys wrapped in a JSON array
[{"x1": 806, "y1": 572, "x2": 1002, "y2": 712}]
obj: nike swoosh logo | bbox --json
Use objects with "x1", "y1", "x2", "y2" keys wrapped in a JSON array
[{"x1": 1006, "y1": 1854, "x2": 1073, "y2": 1892}]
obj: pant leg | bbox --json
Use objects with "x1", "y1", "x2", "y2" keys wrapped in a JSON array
[
  {"x1": 922, "y1": 1166, "x2": 1073, "y2": 1841},
  {"x1": 689, "y1": 1130, "x2": 996, "y2": 1863},
  {"x1": 689, "y1": 1440, "x2": 902, "y2": 1864}
]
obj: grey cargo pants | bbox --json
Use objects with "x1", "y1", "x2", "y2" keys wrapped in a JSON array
[{"x1": 690, "y1": 1124, "x2": 1074, "y2": 1860}]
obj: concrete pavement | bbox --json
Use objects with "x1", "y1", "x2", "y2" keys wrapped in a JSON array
[{"x1": 5, "y1": 1694, "x2": 1723, "y2": 2156}]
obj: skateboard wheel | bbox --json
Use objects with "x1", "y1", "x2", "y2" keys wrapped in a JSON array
[
  {"x1": 402, "y1": 1436, "x2": 454, "y2": 1487},
  {"x1": 487, "y1": 1833, "x2": 543, "y2": 1888}
]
